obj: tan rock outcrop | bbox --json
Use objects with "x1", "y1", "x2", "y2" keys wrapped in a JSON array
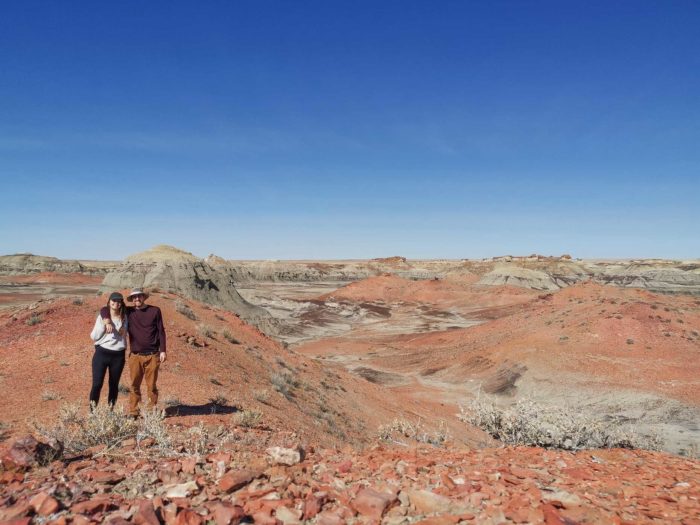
[{"x1": 99, "y1": 245, "x2": 274, "y2": 333}]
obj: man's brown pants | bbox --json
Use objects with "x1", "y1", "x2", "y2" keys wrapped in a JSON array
[{"x1": 128, "y1": 353, "x2": 160, "y2": 416}]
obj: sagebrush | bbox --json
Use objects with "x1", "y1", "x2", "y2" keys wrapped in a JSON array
[
  {"x1": 378, "y1": 418, "x2": 450, "y2": 446},
  {"x1": 35, "y1": 403, "x2": 138, "y2": 455},
  {"x1": 459, "y1": 396, "x2": 662, "y2": 451}
]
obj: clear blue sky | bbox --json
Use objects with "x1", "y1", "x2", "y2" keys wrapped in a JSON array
[{"x1": 1, "y1": 1, "x2": 698, "y2": 260}]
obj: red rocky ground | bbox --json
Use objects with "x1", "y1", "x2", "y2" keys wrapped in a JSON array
[{"x1": 1, "y1": 435, "x2": 698, "y2": 524}]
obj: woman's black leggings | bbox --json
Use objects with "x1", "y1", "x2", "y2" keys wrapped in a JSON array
[{"x1": 89, "y1": 346, "x2": 126, "y2": 407}]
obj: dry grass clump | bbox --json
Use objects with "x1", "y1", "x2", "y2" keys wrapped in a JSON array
[
  {"x1": 36, "y1": 403, "x2": 138, "y2": 455},
  {"x1": 35, "y1": 403, "x2": 173, "y2": 456},
  {"x1": 137, "y1": 407, "x2": 171, "y2": 451},
  {"x1": 222, "y1": 330, "x2": 240, "y2": 344},
  {"x1": 0, "y1": 422, "x2": 10, "y2": 441},
  {"x1": 271, "y1": 371, "x2": 300, "y2": 400},
  {"x1": 175, "y1": 301, "x2": 197, "y2": 320},
  {"x1": 233, "y1": 409, "x2": 262, "y2": 428},
  {"x1": 41, "y1": 390, "x2": 61, "y2": 401},
  {"x1": 460, "y1": 397, "x2": 662, "y2": 451},
  {"x1": 378, "y1": 418, "x2": 450, "y2": 446},
  {"x1": 253, "y1": 389, "x2": 271, "y2": 404},
  {"x1": 198, "y1": 324, "x2": 215, "y2": 338}
]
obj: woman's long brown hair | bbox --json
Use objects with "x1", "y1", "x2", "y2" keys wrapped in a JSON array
[{"x1": 107, "y1": 297, "x2": 126, "y2": 322}]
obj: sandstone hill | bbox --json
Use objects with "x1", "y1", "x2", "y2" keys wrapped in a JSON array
[
  {"x1": 4, "y1": 250, "x2": 699, "y2": 294},
  {"x1": 100, "y1": 246, "x2": 276, "y2": 335},
  {"x1": 0, "y1": 254, "x2": 88, "y2": 275}
]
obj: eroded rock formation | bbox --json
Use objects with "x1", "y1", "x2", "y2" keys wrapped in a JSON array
[{"x1": 99, "y1": 245, "x2": 274, "y2": 333}]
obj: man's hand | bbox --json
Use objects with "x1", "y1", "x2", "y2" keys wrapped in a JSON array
[
  {"x1": 103, "y1": 318, "x2": 114, "y2": 334},
  {"x1": 159, "y1": 352, "x2": 167, "y2": 363}
]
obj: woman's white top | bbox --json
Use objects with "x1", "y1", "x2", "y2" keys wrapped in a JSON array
[{"x1": 90, "y1": 314, "x2": 128, "y2": 351}]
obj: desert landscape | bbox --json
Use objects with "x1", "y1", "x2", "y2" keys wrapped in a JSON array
[{"x1": 0, "y1": 245, "x2": 698, "y2": 524}]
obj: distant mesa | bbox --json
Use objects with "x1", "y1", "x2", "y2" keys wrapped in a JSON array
[
  {"x1": 100, "y1": 245, "x2": 275, "y2": 333},
  {"x1": 0, "y1": 253, "x2": 87, "y2": 275},
  {"x1": 371, "y1": 256, "x2": 407, "y2": 264}
]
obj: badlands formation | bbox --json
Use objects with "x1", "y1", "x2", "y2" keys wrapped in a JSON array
[{"x1": 0, "y1": 246, "x2": 699, "y2": 523}]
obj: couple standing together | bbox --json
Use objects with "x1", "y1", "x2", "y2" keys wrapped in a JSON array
[{"x1": 89, "y1": 288, "x2": 167, "y2": 417}]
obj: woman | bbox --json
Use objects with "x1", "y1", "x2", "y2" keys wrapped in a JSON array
[{"x1": 89, "y1": 292, "x2": 128, "y2": 407}]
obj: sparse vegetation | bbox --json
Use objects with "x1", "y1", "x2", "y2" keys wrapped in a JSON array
[
  {"x1": 118, "y1": 383, "x2": 130, "y2": 395},
  {"x1": 137, "y1": 407, "x2": 171, "y2": 451},
  {"x1": 72, "y1": 297, "x2": 84, "y2": 306},
  {"x1": 0, "y1": 422, "x2": 9, "y2": 441},
  {"x1": 271, "y1": 371, "x2": 300, "y2": 399},
  {"x1": 222, "y1": 330, "x2": 240, "y2": 344},
  {"x1": 41, "y1": 390, "x2": 61, "y2": 401},
  {"x1": 26, "y1": 313, "x2": 43, "y2": 326},
  {"x1": 233, "y1": 409, "x2": 262, "y2": 428},
  {"x1": 253, "y1": 389, "x2": 271, "y2": 404},
  {"x1": 197, "y1": 324, "x2": 215, "y2": 338},
  {"x1": 36, "y1": 403, "x2": 138, "y2": 455},
  {"x1": 175, "y1": 301, "x2": 197, "y2": 321},
  {"x1": 208, "y1": 395, "x2": 229, "y2": 412},
  {"x1": 209, "y1": 377, "x2": 223, "y2": 386},
  {"x1": 164, "y1": 396, "x2": 181, "y2": 407},
  {"x1": 460, "y1": 397, "x2": 662, "y2": 451},
  {"x1": 378, "y1": 418, "x2": 450, "y2": 446}
]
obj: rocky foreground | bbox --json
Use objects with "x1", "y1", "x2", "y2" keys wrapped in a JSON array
[{"x1": 1, "y1": 430, "x2": 699, "y2": 525}]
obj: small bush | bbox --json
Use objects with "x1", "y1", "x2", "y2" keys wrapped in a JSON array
[
  {"x1": 459, "y1": 397, "x2": 662, "y2": 451},
  {"x1": 222, "y1": 330, "x2": 240, "y2": 344},
  {"x1": 72, "y1": 297, "x2": 84, "y2": 306},
  {"x1": 118, "y1": 383, "x2": 130, "y2": 395},
  {"x1": 36, "y1": 403, "x2": 138, "y2": 455},
  {"x1": 253, "y1": 389, "x2": 271, "y2": 404},
  {"x1": 209, "y1": 395, "x2": 229, "y2": 412},
  {"x1": 164, "y1": 396, "x2": 181, "y2": 407},
  {"x1": 137, "y1": 407, "x2": 171, "y2": 451},
  {"x1": 198, "y1": 324, "x2": 215, "y2": 338},
  {"x1": 26, "y1": 313, "x2": 43, "y2": 326},
  {"x1": 175, "y1": 301, "x2": 197, "y2": 321},
  {"x1": 378, "y1": 418, "x2": 449, "y2": 446},
  {"x1": 41, "y1": 390, "x2": 61, "y2": 401},
  {"x1": 271, "y1": 371, "x2": 299, "y2": 399},
  {"x1": 0, "y1": 422, "x2": 10, "y2": 441},
  {"x1": 233, "y1": 409, "x2": 262, "y2": 428}
]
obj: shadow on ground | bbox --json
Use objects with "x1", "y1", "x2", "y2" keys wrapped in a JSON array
[{"x1": 164, "y1": 403, "x2": 239, "y2": 417}]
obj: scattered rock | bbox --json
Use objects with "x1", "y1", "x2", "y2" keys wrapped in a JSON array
[{"x1": 266, "y1": 446, "x2": 303, "y2": 466}]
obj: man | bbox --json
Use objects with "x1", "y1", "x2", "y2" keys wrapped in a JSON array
[{"x1": 102, "y1": 288, "x2": 166, "y2": 417}]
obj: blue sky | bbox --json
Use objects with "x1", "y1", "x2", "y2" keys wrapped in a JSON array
[{"x1": 1, "y1": 1, "x2": 698, "y2": 260}]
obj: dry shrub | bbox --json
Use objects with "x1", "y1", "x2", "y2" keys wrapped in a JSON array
[
  {"x1": 36, "y1": 403, "x2": 138, "y2": 455},
  {"x1": 222, "y1": 330, "x2": 240, "y2": 344},
  {"x1": 198, "y1": 324, "x2": 215, "y2": 338},
  {"x1": 0, "y1": 422, "x2": 10, "y2": 441},
  {"x1": 175, "y1": 301, "x2": 197, "y2": 321},
  {"x1": 459, "y1": 397, "x2": 662, "y2": 451},
  {"x1": 233, "y1": 409, "x2": 262, "y2": 428},
  {"x1": 137, "y1": 407, "x2": 171, "y2": 452},
  {"x1": 253, "y1": 389, "x2": 271, "y2": 404},
  {"x1": 184, "y1": 422, "x2": 233, "y2": 456},
  {"x1": 378, "y1": 418, "x2": 449, "y2": 446},
  {"x1": 271, "y1": 371, "x2": 299, "y2": 399}
]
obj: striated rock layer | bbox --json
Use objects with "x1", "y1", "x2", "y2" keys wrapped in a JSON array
[{"x1": 100, "y1": 245, "x2": 275, "y2": 333}]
